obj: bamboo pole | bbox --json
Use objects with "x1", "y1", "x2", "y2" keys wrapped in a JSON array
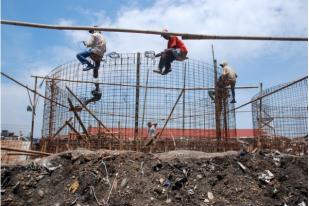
[
  {"x1": 65, "y1": 121, "x2": 83, "y2": 139},
  {"x1": 146, "y1": 89, "x2": 185, "y2": 146},
  {"x1": 230, "y1": 76, "x2": 308, "y2": 112},
  {"x1": 65, "y1": 86, "x2": 119, "y2": 141},
  {"x1": 1, "y1": 20, "x2": 307, "y2": 41},
  {"x1": 1, "y1": 146, "x2": 51, "y2": 156},
  {"x1": 43, "y1": 117, "x2": 73, "y2": 153},
  {"x1": 29, "y1": 76, "x2": 38, "y2": 149},
  {"x1": 6, "y1": 152, "x2": 40, "y2": 156},
  {"x1": 1, "y1": 72, "x2": 68, "y2": 108},
  {"x1": 67, "y1": 98, "x2": 90, "y2": 140},
  {"x1": 31, "y1": 75, "x2": 258, "y2": 90}
]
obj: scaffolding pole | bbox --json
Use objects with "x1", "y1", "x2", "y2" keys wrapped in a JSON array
[
  {"x1": 146, "y1": 89, "x2": 185, "y2": 146},
  {"x1": 65, "y1": 86, "x2": 119, "y2": 141},
  {"x1": 134, "y1": 52, "x2": 141, "y2": 140},
  {"x1": 31, "y1": 75, "x2": 258, "y2": 90},
  {"x1": 29, "y1": 76, "x2": 38, "y2": 149},
  {"x1": 1, "y1": 19, "x2": 307, "y2": 41}
]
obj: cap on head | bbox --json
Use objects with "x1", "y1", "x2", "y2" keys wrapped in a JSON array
[
  {"x1": 220, "y1": 60, "x2": 228, "y2": 67},
  {"x1": 147, "y1": 122, "x2": 152, "y2": 127},
  {"x1": 161, "y1": 28, "x2": 169, "y2": 38},
  {"x1": 89, "y1": 25, "x2": 99, "y2": 34}
]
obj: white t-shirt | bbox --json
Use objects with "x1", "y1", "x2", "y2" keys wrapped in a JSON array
[
  {"x1": 85, "y1": 32, "x2": 106, "y2": 56},
  {"x1": 148, "y1": 125, "x2": 156, "y2": 138},
  {"x1": 223, "y1": 65, "x2": 237, "y2": 81}
]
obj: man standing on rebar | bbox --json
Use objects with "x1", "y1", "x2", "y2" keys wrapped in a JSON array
[
  {"x1": 220, "y1": 61, "x2": 237, "y2": 103},
  {"x1": 84, "y1": 83, "x2": 102, "y2": 105},
  {"x1": 147, "y1": 122, "x2": 157, "y2": 153},
  {"x1": 153, "y1": 29, "x2": 188, "y2": 75},
  {"x1": 208, "y1": 75, "x2": 229, "y2": 102},
  {"x1": 147, "y1": 122, "x2": 157, "y2": 138},
  {"x1": 76, "y1": 26, "x2": 106, "y2": 78}
]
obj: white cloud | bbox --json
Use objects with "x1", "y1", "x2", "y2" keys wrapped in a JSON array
[
  {"x1": 1, "y1": 45, "x2": 77, "y2": 137},
  {"x1": 2, "y1": 0, "x2": 306, "y2": 136},
  {"x1": 63, "y1": 0, "x2": 307, "y2": 60},
  {"x1": 58, "y1": 0, "x2": 307, "y2": 128}
]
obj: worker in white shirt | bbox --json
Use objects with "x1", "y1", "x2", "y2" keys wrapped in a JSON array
[
  {"x1": 219, "y1": 61, "x2": 237, "y2": 103},
  {"x1": 147, "y1": 122, "x2": 157, "y2": 138},
  {"x1": 76, "y1": 26, "x2": 106, "y2": 78}
]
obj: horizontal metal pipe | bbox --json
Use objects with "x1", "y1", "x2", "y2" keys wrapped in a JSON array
[
  {"x1": 232, "y1": 75, "x2": 308, "y2": 111},
  {"x1": 1, "y1": 20, "x2": 307, "y2": 42},
  {"x1": 1, "y1": 72, "x2": 68, "y2": 108},
  {"x1": 31, "y1": 75, "x2": 258, "y2": 90},
  {"x1": 1, "y1": 146, "x2": 51, "y2": 156},
  {"x1": 6, "y1": 152, "x2": 40, "y2": 156}
]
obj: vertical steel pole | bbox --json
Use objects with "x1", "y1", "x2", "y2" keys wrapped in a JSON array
[
  {"x1": 223, "y1": 96, "x2": 228, "y2": 138},
  {"x1": 258, "y1": 82, "x2": 263, "y2": 149},
  {"x1": 30, "y1": 76, "x2": 38, "y2": 149},
  {"x1": 134, "y1": 52, "x2": 141, "y2": 140},
  {"x1": 212, "y1": 45, "x2": 221, "y2": 140},
  {"x1": 182, "y1": 63, "x2": 187, "y2": 136},
  {"x1": 141, "y1": 68, "x2": 150, "y2": 138}
]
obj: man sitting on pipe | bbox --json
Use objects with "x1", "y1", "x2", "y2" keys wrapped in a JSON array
[
  {"x1": 208, "y1": 75, "x2": 229, "y2": 103},
  {"x1": 76, "y1": 26, "x2": 106, "y2": 78},
  {"x1": 153, "y1": 29, "x2": 188, "y2": 75}
]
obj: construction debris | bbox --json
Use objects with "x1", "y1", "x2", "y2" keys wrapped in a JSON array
[{"x1": 1, "y1": 149, "x2": 307, "y2": 206}]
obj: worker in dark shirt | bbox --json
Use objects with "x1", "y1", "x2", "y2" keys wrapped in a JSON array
[
  {"x1": 208, "y1": 75, "x2": 229, "y2": 102},
  {"x1": 84, "y1": 83, "x2": 102, "y2": 105}
]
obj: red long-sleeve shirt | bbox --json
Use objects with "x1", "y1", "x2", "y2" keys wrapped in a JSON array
[{"x1": 167, "y1": 36, "x2": 188, "y2": 53}]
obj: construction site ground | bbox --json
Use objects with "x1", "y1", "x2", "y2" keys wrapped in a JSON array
[{"x1": 1, "y1": 149, "x2": 307, "y2": 206}]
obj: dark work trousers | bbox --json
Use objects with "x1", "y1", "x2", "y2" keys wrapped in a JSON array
[
  {"x1": 84, "y1": 93, "x2": 102, "y2": 105},
  {"x1": 76, "y1": 50, "x2": 93, "y2": 67},
  {"x1": 158, "y1": 50, "x2": 176, "y2": 72},
  {"x1": 229, "y1": 80, "x2": 236, "y2": 101}
]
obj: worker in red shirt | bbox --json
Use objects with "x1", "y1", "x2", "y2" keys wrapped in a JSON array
[{"x1": 153, "y1": 29, "x2": 188, "y2": 75}]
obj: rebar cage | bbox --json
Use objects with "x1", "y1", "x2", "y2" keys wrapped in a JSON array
[
  {"x1": 252, "y1": 77, "x2": 308, "y2": 138},
  {"x1": 42, "y1": 52, "x2": 236, "y2": 139}
]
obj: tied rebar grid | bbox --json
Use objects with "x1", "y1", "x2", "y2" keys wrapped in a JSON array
[
  {"x1": 252, "y1": 78, "x2": 308, "y2": 138},
  {"x1": 41, "y1": 52, "x2": 236, "y2": 140}
]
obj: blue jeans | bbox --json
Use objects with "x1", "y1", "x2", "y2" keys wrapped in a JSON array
[{"x1": 76, "y1": 50, "x2": 93, "y2": 67}]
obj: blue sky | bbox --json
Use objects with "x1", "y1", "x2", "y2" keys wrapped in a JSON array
[{"x1": 1, "y1": 0, "x2": 308, "y2": 138}]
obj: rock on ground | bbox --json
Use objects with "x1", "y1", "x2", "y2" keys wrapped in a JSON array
[{"x1": 1, "y1": 149, "x2": 307, "y2": 206}]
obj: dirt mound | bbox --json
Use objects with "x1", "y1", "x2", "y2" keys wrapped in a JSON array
[{"x1": 1, "y1": 149, "x2": 307, "y2": 206}]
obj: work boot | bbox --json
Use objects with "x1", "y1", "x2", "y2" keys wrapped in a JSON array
[
  {"x1": 162, "y1": 68, "x2": 172, "y2": 75},
  {"x1": 83, "y1": 65, "x2": 93, "y2": 71},
  {"x1": 153, "y1": 68, "x2": 162, "y2": 74},
  {"x1": 230, "y1": 99, "x2": 236, "y2": 104}
]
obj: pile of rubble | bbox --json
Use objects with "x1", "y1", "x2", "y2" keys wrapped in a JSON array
[{"x1": 1, "y1": 149, "x2": 307, "y2": 206}]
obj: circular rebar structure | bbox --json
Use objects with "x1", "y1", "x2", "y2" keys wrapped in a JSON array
[
  {"x1": 252, "y1": 77, "x2": 308, "y2": 138},
  {"x1": 42, "y1": 52, "x2": 236, "y2": 141}
]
